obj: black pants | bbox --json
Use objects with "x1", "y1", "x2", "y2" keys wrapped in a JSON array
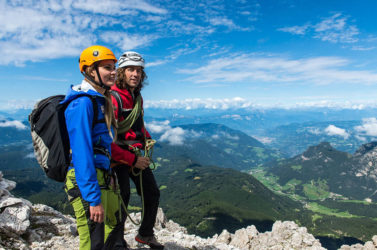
[{"x1": 114, "y1": 165, "x2": 160, "y2": 237}]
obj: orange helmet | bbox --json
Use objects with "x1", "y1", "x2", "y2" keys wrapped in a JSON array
[{"x1": 79, "y1": 45, "x2": 117, "y2": 72}]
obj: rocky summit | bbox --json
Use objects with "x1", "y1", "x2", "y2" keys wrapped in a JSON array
[{"x1": 0, "y1": 171, "x2": 376, "y2": 250}]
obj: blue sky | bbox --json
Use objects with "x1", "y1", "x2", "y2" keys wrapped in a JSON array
[{"x1": 1, "y1": 0, "x2": 377, "y2": 110}]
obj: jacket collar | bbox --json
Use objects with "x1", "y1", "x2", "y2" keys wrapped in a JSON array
[
  {"x1": 72, "y1": 80, "x2": 98, "y2": 93},
  {"x1": 111, "y1": 85, "x2": 138, "y2": 100}
]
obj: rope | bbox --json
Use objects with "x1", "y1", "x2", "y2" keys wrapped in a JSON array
[
  {"x1": 124, "y1": 138, "x2": 156, "y2": 225},
  {"x1": 117, "y1": 95, "x2": 141, "y2": 134}
]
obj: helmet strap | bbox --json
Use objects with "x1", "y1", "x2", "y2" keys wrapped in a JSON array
[
  {"x1": 81, "y1": 64, "x2": 110, "y2": 91},
  {"x1": 94, "y1": 65, "x2": 110, "y2": 90}
]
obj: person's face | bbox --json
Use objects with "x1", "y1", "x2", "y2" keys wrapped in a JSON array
[
  {"x1": 124, "y1": 66, "x2": 142, "y2": 91},
  {"x1": 91, "y1": 60, "x2": 116, "y2": 87}
]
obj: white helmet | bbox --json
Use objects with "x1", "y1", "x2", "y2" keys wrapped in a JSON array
[{"x1": 118, "y1": 51, "x2": 145, "y2": 68}]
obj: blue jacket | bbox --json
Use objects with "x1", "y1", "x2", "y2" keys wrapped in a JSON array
[{"x1": 61, "y1": 80, "x2": 113, "y2": 206}]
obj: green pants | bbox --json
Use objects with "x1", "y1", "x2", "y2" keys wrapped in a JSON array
[{"x1": 65, "y1": 168, "x2": 125, "y2": 250}]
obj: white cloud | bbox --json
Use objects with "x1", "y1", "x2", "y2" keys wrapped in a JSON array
[
  {"x1": 308, "y1": 128, "x2": 321, "y2": 135},
  {"x1": 221, "y1": 114, "x2": 243, "y2": 120},
  {"x1": 143, "y1": 97, "x2": 377, "y2": 110},
  {"x1": 146, "y1": 44, "x2": 202, "y2": 68},
  {"x1": 145, "y1": 97, "x2": 254, "y2": 110},
  {"x1": 25, "y1": 152, "x2": 36, "y2": 159},
  {"x1": 0, "y1": 1, "x2": 94, "y2": 65},
  {"x1": 325, "y1": 125, "x2": 349, "y2": 139},
  {"x1": 0, "y1": 0, "x2": 255, "y2": 66},
  {"x1": 355, "y1": 118, "x2": 377, "y2": 136},
  {"x1": 146, "y1": 59, "x2": 169, "y2": 67},
  {"x1": 279, "y1": 13, "x2": 359, "y2": 44},
  {"x1": 211, "y1": 134, "x2": 220, "y2": 139},
  {"x1": 159, "y1": 127, "x2": 186, "y2": 146},
  {"x1": 72, "y1": 0, "x2": 167, "y2": 15},
  {"x1": 351, "y1": 46, "x2": 376, "y2": 51},
  {"x1": 355, "y1": 135, "x2": 367, "y2": 142},
  {"x1": 208, "y1": 17, "x2": 250, "y2": 31},
  {"x1": 0, "y1": 120, "x2": 27, "y2": 130},
  {"x1": 0, "y1": 99, "x2": 37, "y2": 110},
  {"x1": 278, "y1": 24, "x2": 310, "y2": 35},
  {"x1": 101, "y1": 32, "x2": 159, "y2": 51},
  {"x1": 146, "y1": 120, "x2": 171, "y2": 134},
  {"x1": 190, "y1": 130, "x2": 203, "y2": 138},
  {"x1": 0, "y1": 0, "x2": 166, "y2": 65},
  {"x1": 211, "y1": 132, "x2": 239, "y2": 141},
  {"x1": 217, "y1": 132, "x2": 239, "y2": 141},
  {"x1": 253, "y1": 136, "x2": 273, "y2": 144},
  {"x1": 146, "y1": 120, "x2": 186, "y2": 146},
  {"x1": 209, "y1": 17, "x2": 236, "y2": 27},
  {"x1": 178, "y1": 54, "x2": 377, "y2": 85}
]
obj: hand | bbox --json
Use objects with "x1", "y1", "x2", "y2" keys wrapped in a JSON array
[
  {"x1": 90, "y1": 204, "x2": 104, "y2": 223},
  {"x1": 134, "y1": 156, "x2": 150, "y2": 170}
]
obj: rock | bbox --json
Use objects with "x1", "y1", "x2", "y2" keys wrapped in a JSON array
[
  {"x1": 0, "y1": 197, "x2": 25, "y2": 208},
  {"x1": 245, "y1": 225, "x2": 259, "y2": 239},
  {"x1": 216, "y1": 229, "x2": 231, "y2": 244},
  {"x1": 155, "y1": 207, "x2": 168, "y2": 229},
  {"x1": 230, "y1": 227, "x2": 251, "y2": 248},
  {"x1": 364, "y1": 241, "x2": 376, "y2": 250},
  {"x1": 1, "y1": 173, "x2": 377, "y2": 250},
  {"x1": 0, "y1": 178, "x2": 16, "y2": 192},
  {"x1": 291, "y1": 232, "x2": 303, "y2": 247},
  {"x1": 248, "y1": 221, "x2": 325, "y2": 250},
  {"x1": 373, "y1": 235, "x2": 377, "y2": 246},
  {"x1": 0, "y1": 204, "x2": 30, "y2": 234}
]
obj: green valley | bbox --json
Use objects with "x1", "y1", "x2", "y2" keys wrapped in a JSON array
[{"x1": 1, "y1": 123, "x2": 377, "y2": 249}]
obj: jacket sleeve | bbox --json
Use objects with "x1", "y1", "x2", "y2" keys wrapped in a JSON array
[
  {"x1": 65, "y1": 97, "x2": 101, "y2": 206},
  {"x1": 111, "y1": 143, "x2": 137, "y2": 166}
]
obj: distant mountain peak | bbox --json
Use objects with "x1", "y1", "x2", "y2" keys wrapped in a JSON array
[
  {"x1": 354, "y1": 141, "x2": 377, "y2": 156},
  {"x1": 317, "y1": 141, "x2": 333, "y2": 148},
  {"x1": 301, "y1": 141, "x2": 335, "y2": 158}
]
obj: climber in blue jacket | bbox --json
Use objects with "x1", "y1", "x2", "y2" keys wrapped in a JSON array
[{"x1": 62, "y1": 45, "x2": 126, "y2": 250}]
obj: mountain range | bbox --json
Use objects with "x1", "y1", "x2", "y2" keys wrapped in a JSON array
[
  {"x1": 152, "y1": 123, "x2": 283, "y2": 171},
  {"x1": 3, "y1": 106, "x2": 377, "y2": 157},
  {"x1": 1, "y1": 113, "x2": 377, "y2": 248},
  {"x1": 260, "y1": 141, "x2": 377, "y2": 202}
]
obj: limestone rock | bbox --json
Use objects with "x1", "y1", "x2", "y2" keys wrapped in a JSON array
[
  {"x1": 0, "y1": 196, "x2": 25, "y2": 208},
  {"x1": 1, "y1": 172, "x2": 377, "y2": 250},
  {"x1": 0, "y1": 178, "x2": 16, "y2": 192},
  {"x1": 216, "y1": 229, "x2": 232, "y2": 244},
  {"x1": 0, "y1": 203, "x2": 31, "y2": 234},
  {"x1": 373, "y1": 235, "x2": 377, "y2": 246},
  {"x1": 230, "y1": 227, "x2": 252, "y2": 248}
]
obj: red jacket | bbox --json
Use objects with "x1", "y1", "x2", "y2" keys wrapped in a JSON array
[{"x1": 110, "y1": 85, "x2": 151, "y2": 166}]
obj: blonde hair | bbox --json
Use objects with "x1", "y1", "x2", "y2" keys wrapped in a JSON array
[{"x1": 85, "y1": 64, "x2": 117, "y2": 141}]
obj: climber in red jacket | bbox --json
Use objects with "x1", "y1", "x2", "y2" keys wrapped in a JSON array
[{"x1": 111, "y1": 51, "x2": 163, "y2": 249}]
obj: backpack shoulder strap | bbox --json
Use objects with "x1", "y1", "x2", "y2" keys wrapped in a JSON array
[
  {"x1": 110, "y1": 90, "x2": 123, "y2": 120},
  {"x1": 72, "y1": 94, "x2": 104, "y2": 129},
  {"x1": 87, "y1": 95, "x2": 103, "y2": 129}
]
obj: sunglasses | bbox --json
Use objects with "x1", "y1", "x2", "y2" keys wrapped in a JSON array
[{"x1": 120, "y1": 53, "x2": 144, "y2": 62}]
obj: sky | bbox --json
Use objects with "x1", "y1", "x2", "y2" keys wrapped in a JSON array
[{"x1": 1, "y1": 0, "x2": 377, "y2": 110}]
